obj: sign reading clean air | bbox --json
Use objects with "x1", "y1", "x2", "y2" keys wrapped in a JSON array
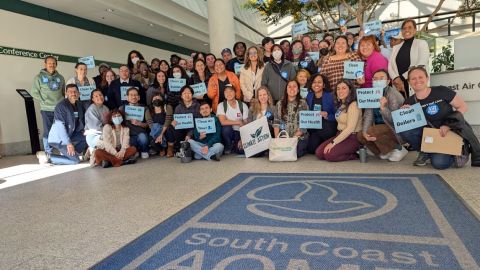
[{"x1": 0, "y1": 45, "x2": 120, "y2": 68}]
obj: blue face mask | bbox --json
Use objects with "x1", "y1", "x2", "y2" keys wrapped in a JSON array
[
  {"x1": 112, "y1": 116, "x2": 123, "y2": 125},
  {"x1": 372, "y1": 80, "x2": 388, "y2": 89}
]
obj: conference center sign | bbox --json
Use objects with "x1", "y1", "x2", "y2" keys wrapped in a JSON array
[{"x1": 0, "y1": 45, "x2": 120, "y2": 67}]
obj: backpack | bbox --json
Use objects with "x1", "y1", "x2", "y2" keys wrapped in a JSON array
[{"x1": 222, "y1": 100, "x2": 244, "y2": 115}]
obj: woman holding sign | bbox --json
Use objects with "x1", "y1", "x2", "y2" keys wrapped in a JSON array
[
  {"x1": 248, "y1": 86, "x2": 276, "y2": 136},
  {"x1": 315, "y1": 80, "x2": 362, "y2": 161},
  {"x1": 287, "y1": 40, "x2": 317, "y2": 75},
  {"x1": 400, "y1": 66, "x2": 480, "y2": 169},
  {"x1": 357, "y1": 35, "x2": 388, "y2": 88},
  {"x1": 146, "y1": 70, "x2": 168, "y2": 106},
  {"x1": 207, "y1": 59, "x2": 241, "y2": 113},
  {"x1": 119, "y1": 87, "x2": 152, "y2": 159},
  {"x1": 171, "y1": 86, "x2": 201, "y2": 155},
  {"x1": 67, "y1": 62, "x2": 96, "y2": 107},
  {"x1": 358, "y1": 69, "x2": 407, "y2": 162},
  {"x1": 305, "y1": 74, "x2": 337, "y2": 154},
  {"x1": 189, "y1": 59, "x2": 212, "y2": 104},
  {"x1": 320, "y1": 36, "x2": 362, "y2": 90},
  {"x1": 273, "y1": 80, "x2": 309, "y2": 158},
  {"x1": 166, "y1": 65, "x2": 189, "y2": 111},
  {"x1": 240, "y1": 46, "x2": 265, "y2": 104},
  {"x1": 296, "y1": 69, "x2": 311, "y2": 99},
  {"x1": 388, "y1": 19, "x2": 429, "y2": 98}
]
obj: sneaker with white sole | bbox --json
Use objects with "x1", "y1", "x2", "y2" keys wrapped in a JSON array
[
  {"x1": 379, "y1": 151, "x2": 392, "y2": 160},
  {"x1": 413, "y1": 151, "x2": 430, "y2": 166},
  {"x1": 141, "y1": 152, "x2": 149, "y2": 159},
  {"x1": 388, "y1": 146, "x2": 408, "y2": 162},
  {"x1": 36, "y1": 151, "x2": 50, "y2": 164}
]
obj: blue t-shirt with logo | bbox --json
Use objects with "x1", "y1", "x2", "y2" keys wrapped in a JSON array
[{"x1": 405, "y1": 86, "x2": 456, "y2": 128}]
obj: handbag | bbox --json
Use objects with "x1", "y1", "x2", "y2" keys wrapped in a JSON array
[{"x1": 269, "y1": 130, "x2": 298, "y2": 162}]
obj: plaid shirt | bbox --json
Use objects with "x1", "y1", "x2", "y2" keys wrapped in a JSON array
[{"x1": 320, "y1": 52, "x2": 361, "y2": 89}]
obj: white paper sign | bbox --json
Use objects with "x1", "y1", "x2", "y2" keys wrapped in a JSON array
[{"x1": 240, "y1": 117, "x2": 271, "y2": 158}]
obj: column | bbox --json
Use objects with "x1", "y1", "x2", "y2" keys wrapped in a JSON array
[{"x1": 207, "y1": 0, "x2": 235, "y2": 57}]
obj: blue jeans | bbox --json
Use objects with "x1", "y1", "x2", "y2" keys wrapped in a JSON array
[
  {"x1": 221, "y1": 125, "x2": 242, "y2": 153},
  {"x1": 40, "y1": 110, "x2": 55, "y2": 154},
  {"x1": 400, "y1": 127, "x2": 454, "y2": 170},
  {"x1": 130, "y1": 132, "x2": 149, "y2": 153},
  {"x1": 188, "y1": 139, "x2": 224, "y2": 160},
  {"x1": 49, "y1": 132, "x2": 87, "y2": 165}
]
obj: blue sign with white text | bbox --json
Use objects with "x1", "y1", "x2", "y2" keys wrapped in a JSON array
[
  {"x1": 168, "y1": 78, "x2": 187, "y2": 92},
  {"x1": 364, "y1": 20, "x2": 382, "y2": 35},
  {"x1": 391, "y1": 103, "x2": 427, "y2": 133},
  {"x1": 191, "y1": 82, "x2": 207, "y2": 97},
  {"x1": 120, "y1": 86, "x2": 138, "y2": 101},
  {"x1": 291, "y1": 20, "x2": 308, "y2": 37},
  {"x1": 174, "y1": 113, "x2": 194, "y2": 129},
  {"x1": 356, "y1": 87, "x2": 383, "y2": 108},
  {"x1": 195, "y1": 117, "x2": 216, "y2": 134}
]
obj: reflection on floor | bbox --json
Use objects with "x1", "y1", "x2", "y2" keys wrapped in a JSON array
[{"x1": 0, "y1": 153, "x2": 479, "y2": 269}]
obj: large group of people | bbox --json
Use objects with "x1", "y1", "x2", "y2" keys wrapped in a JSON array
[{"x1": 31, "y1": 18, "x2": 480, "y2": 170}]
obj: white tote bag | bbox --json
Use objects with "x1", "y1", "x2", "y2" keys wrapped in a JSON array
[
  {"x1": 269, "y1": 130, "x2": 298, "y2": 162},
  {"x1": 240, "y1": 117, "x2": 271, "y2": 158}
]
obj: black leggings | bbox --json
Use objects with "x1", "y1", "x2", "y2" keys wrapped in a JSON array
[{"x1": 306, "y1": 120, "x2": 337, "y2": 154}]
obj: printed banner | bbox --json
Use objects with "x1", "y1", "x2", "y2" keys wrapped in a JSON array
[
  {"x1": 356, "y1": 87, "x2": 384, "y2": 108},
  {"x1": 299, "y1": 110, "x2": 322, "y2": 129},
  {"x1": 124, "y1": 105, "x2": 145, "y2": 121},
  {"x1": 240, "y1": 117, "x2": 271, "y2": 158},
  {"x1": 174, "y1": 113, "x2": 194, "y2": 129},
  {"x1": 191, "y1": 82, "x2": 207, "y2": 97},
  {"x1": 120, "y1": 86, "x2": 138, "y2": 101},
  {"x1": 391, "y1": 103, "x2": 427, "y2": 133},
  {"x1": 364, "y1": 20, "x2": 382, "y2": 35},
  {"x1": 195, "y1": 117, "x2": 216, "y2": 134},
  {"x1": 168, "y1": 78, "x2": 187, "y2": 92},
  {"x1": 343, "y1": 61, "x2": 364, "y2": 79},
  {"x1": 291, "y1": 20, "x2": 308, "y2": 37},
  {"x1": 78, "y1": 85, "x2": 96, "y2": 101},
  {"x1": 78, "y1": 56, "x2": 95, "y2": 69}
]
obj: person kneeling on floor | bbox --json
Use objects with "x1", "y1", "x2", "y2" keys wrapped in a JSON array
[
  {"x1": 95, "y1": 109, "x2": 138, "y2": 168},
  {"x1": 188, "y1": 102, "x2": 224, "y2": 161},
  {"x1": 37, "y1": 84, "x2": 88, "y2": 165}
]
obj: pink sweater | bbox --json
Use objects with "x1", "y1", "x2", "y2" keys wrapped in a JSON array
[{"x1": 362, "y1": 51, "x2": 388, "y2": 88}]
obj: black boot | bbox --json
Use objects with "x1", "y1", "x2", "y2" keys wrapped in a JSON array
[{"x1": 101, "y1": 160, "x2": 112, "y2": 168}]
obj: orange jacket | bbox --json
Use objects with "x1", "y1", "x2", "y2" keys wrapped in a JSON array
[{"x1": 207, "y1": 71, "x2": 242, "y2": 112}]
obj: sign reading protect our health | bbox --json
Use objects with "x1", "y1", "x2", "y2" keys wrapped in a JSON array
[
  {"x1": 356, "y1": 87, "x2": 383, "y2": 108},
  {"x1": 191, "y1": 82, "x2": 207, "y2": 97},
  {"x1": 391, "y1": 103, "x2": 427, "y2": 133},
  {"x1": 124, "y1": 105, "x2": 145, "y2": 121},
  {"x1": 343, "y1": 61, "x2": 364, "y2": 79},
  {"x1": 195, "y1": 117, "x2": 216, "y2": 134},
  {"x1": 168, "y1": 78, "x2": 187, "y2": 92},
  {"x1": 120, "y1": 86, "x2": 138, "y2": 101},
  {"x1": 78, "y1": 56, "x2": 95, "y2": 69},
  {"x1": 364, "y1": 20, "x2": 382, "y2": 35},
  {"x1": 78, "y1": 85, "x2": 96, "y2": 101},
  {"x1": 174, "y1": 113, "x2": 194, "y2": 129},
  {"x1": 291, "y1": 20, "x2": 308, "y2": 37},
  {"x1": 299, "y1": 111, "x2": 322, "y2": 129}
]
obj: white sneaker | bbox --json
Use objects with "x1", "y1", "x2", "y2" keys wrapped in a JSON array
[
  {"x1": 141, "y1": 152, "x2": 149, "y2": 159},
  {"x1": 379, "y1": 151, "x2": 392, "y2": 160},
  {"x1": 388, "y1": 147, "x2": 408, "y2": 162},
  {"x1": 36, "y1": 151, "x2": 50, "y2": 164}
]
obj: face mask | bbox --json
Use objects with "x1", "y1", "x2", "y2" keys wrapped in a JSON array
[
  {"x1": 112, "y1": 116, "x2": 123, "y2": 125},
  {"x1": 372, "y1": 79, "x2": 388, "y2": 89},
  {"x1": 152, "y1": 99, "x2": 164, "y2": 107},
  {"x1": 319, "y1": 48, "x2": 329, "y2": 56},
  {"x1": 272, "y1": 50, "x2": 282, "y2": 60},
  {"x1": 173, "y1": 72, "x2": 182, "y2": 79},
  {"x1": 132, "y1": 57, "x2": 140, "y2": 65},
  {"x1": 292, "y1": 48, "x2": 302, "y2": 55}
]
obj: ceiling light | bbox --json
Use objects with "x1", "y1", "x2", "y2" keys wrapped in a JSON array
[
  {"x1": 203, "y1": 43, "x2": 209, "y2": 46},
  {"x1": 178, "y1": 34, "x2": 184, "y2": 37},
  {"x1": 106, "y1": 8, "x2": 114, "y2": 12},
  {"x1": 149, "y1": 23, "x2": 154, "y2": 27}
]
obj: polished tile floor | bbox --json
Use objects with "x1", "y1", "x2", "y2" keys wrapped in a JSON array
[{"x1": 0, "y1": 153, "x2": 479, "y2": 269}]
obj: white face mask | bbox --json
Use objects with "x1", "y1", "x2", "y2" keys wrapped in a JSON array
[
  {"x1": 372, "y1": 79, "x2": 388, "y2": 89},
  {"x1": 132, "y1": 57, "x2": 140, "y2": 65},
  {"x1": 173, "y1": 72, "x2": 182, "y2": 79},
  {"x1": 272, "y1": 50, "x2": 282, "y2": 60}
]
